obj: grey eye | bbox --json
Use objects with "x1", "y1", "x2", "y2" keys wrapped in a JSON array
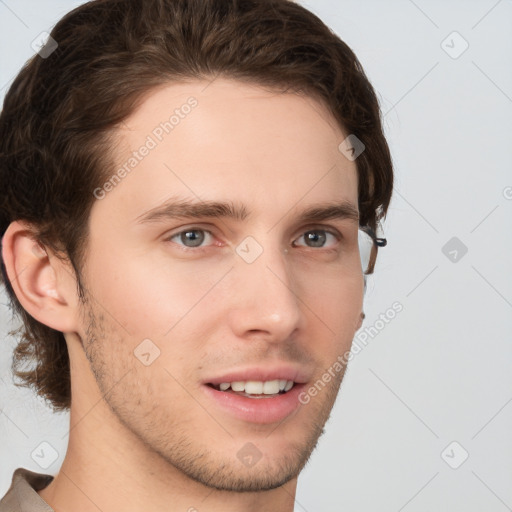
[
  {"x1": 169, "y1": 229, "x2": 213, "y2": 248},
  {"x1": 294, "y1": 230, "x2": 337, "y2": 248}
]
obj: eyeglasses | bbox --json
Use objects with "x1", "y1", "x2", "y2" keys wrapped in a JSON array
[{"x1": 358, "y1": 226, "x2": 387, "y2": 275}]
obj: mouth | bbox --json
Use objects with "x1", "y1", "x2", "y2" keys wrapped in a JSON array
[
  {"x1": 201, "y1": 379, "x2": 307, "y2": 424},
  {"x1": 206, "y1": 379, "x2": 296, "y2": 399}
]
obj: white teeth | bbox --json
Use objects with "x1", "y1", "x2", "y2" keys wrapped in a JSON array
[
  {"x1": 262, "y1": 380, "x2": 280, "y2": 394},
  {"x1": 214, "y1": 380, "x2": 295, "y2": 394},
  {"x1": 231, "y1": 381, "x2": 245, "y2": 392},
  {"x1": 245, "y1": 381, "x2": 263, "y2": 394}
]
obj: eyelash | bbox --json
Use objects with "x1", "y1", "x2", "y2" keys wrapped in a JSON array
[{"x1": 164, "y1": 225, "x2": 343, "y2": 253}]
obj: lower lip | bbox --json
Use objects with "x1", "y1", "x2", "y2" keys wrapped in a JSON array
[{"x1": 201, "y1": 383, "x2": 306, "y2": 424}]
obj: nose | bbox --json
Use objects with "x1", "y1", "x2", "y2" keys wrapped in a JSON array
[{"x1": 225, "y1": 238, "x2": 303, "y2": 343}]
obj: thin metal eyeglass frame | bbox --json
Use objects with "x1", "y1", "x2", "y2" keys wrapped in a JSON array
[{"x1": 359, "y1": 225, "x2": 387, "y2": 275}]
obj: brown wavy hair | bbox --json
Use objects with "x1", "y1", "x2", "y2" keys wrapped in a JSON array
[{"x1": 0, "y1": 0, "x2": 394, "y2": 412}]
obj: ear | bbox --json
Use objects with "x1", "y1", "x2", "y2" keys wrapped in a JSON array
[{"x1": 2, "y1": 220, "x2": 80, "y2": 333}]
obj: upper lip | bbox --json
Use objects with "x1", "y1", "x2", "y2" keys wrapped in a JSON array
[{"x1": 203, "y1": 365, "x2": 312, "y2": 385}]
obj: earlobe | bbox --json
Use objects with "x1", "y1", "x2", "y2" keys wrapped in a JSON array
[
  {"x1": 2, "y1": 220, "x2": 79, "y2": 333},
  {"x1": 356, "y1": 311, "x2": 364, "y2": 331}
]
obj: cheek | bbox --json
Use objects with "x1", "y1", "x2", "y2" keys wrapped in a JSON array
[
  {"x1": 301, "y1": 270, "x2": 363, "y2": 356},
  {"x1": 82, "y1": 248, "x2": 228, "y2": 339},
  {"x1": 303, "y1": 267, "x2": 363, "y2": 321}
]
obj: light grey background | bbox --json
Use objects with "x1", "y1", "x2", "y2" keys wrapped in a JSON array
[{"x1": 1, "y1": 1, "x2": 511, "y2": 510}]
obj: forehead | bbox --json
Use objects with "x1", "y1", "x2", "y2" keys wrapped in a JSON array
[{"x1": 93, "y1": 78, "x2": 359, "y2": 227}]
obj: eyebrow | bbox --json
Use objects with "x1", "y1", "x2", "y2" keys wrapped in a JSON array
[{"x1": 135, "y1": 197, "x2": 360, "y2": 225}]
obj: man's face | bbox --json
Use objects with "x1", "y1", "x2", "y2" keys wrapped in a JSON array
[{"x1": 76, "y1": 78, "x2": 363, "y2": 491}]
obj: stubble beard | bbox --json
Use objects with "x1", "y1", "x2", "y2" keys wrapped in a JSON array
[{"x1": 77, "y1": 293, "x2": 347, "y2": 493}]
